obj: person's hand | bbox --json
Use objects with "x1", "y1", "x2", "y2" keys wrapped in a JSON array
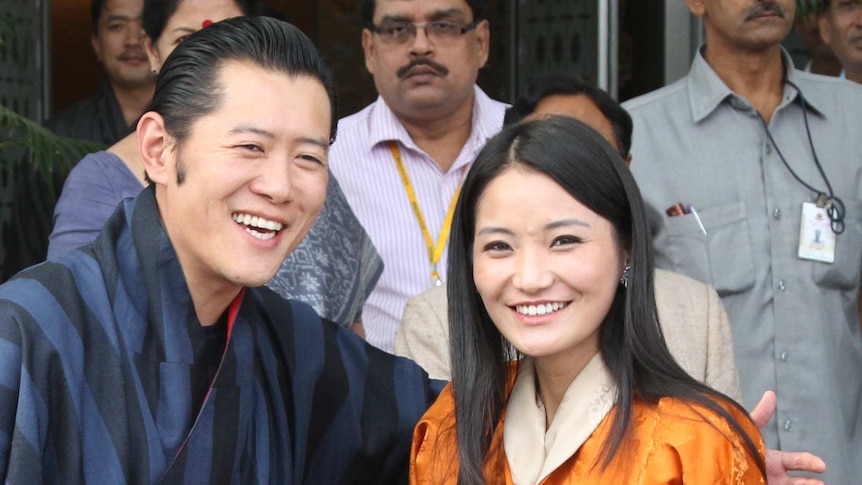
[{"x1": 750, "y1": 391, "x2": 826, "y2": 485}]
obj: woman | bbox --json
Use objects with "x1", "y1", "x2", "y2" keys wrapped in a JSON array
[
  {"x1": 48, "y1": 0, "x2": 382, "y2": 331},
  {"x1": 410, "y1": 117, "x2": 766, "y2": 483}
]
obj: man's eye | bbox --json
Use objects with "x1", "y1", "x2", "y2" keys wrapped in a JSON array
[
  {"x1": 383, "y1": 24, "x2": 410, "y2": 36},
  {"x1": 299, "y1": 154, "x2": 324, "y2": 165},
  {"x1": 429, "y1": 22, "x2": 458, "y2": 34}
]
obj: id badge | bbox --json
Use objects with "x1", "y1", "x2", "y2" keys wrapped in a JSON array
[{"x1": 798, "y1": 202, "x2": 835, "y2": 263}]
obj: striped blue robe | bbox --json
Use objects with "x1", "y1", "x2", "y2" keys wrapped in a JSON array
[{"x1": 0, "y1": 186, "x2": 439, "y2": 484}]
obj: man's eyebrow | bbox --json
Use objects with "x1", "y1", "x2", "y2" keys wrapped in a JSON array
[
  {"x1": 229, "y1": 125, "x2": 275, "y2": 138},
  {"x1": 379, "y1": 14, "x2": 413, "y2": 23},
  {"x1": 228, "y1": 126, "x2": 330, "y2": 150},
  {"x1": 426, "y1": 8, "x2": 467, "y2": 21},
  {"x1": 379, "y1": 9, "x2": 466, "y2": 24},
  {"x1": 106, "y1": 14, "x2": 133, "y2": 22},
  {"x1": 299, "y1": 137, "x2": 331, "y2": 150}
]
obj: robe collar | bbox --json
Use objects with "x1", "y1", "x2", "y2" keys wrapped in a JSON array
[{"x1": 504, "y1": 353, "x2": 617, "y2": 485}]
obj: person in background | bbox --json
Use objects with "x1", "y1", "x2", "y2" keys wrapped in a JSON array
[
  {"x1": 795, "y1": 10, "x2": 843, "y2": 76},
  {"x1": 47, "y1": 0, "x2": 383, "y2": 332},
  {"x1": 410, "y1": 117, "x2": 766, "y2": 483},
  {"x1": 328, "y1": 0, "x2": 507, "y2": 351},
  {"x1": 1, "y1": 0, "x2": 157, "y2": 281},
  {"x1": 0, "y1": 17, "x2": 437, "y2": 483},
  {"x1": 45, "y1": 0, "x2": 155, "y2": 144},
  {"x1": 819, "y1": 0, "x2": 862, "y2": 83},
  {"x1": 623, "y1": 0, "x2": 862, "y2": 482}
]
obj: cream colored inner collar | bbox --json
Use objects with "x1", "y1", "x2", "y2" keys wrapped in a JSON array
[{"x1": 504, "y1": 354, "x2": 617, "y2": 485}]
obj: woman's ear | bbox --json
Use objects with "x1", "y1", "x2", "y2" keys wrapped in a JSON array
[
  {"x1": 145, "y1": 37, "x2": 162, "y2": 74},
  {"x1": 137, "y1": 111, "x2": 172, "y2": 185}
]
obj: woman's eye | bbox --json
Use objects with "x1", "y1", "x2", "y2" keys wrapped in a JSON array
[
  {"x1": 552, "y1": 235, "x2": 580, "y2": 247},
  {"x1": 483, "y1": 241, "x2": 511, "y2": 252},
  {"x1": 238, "y1": 144, "x2": 263, "y2": 153}
]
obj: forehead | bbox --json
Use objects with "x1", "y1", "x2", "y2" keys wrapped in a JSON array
[
  {"x1": 191, "y1": 60, "x2": 330, "y2": 138},
  {"x1": 168, "y1": 0, "x2": 244, "y2": 26},
  {"x1": 373, "y1": 0, "x2": 473, "y2": 19},
  {"x1": 100, "y1": 0, "x2": 143, "y2": 20},
  {"x1": 477, "y1": 167, "x2": 597, "y2": 223},
  {"x1": 529, "y1": 95, "x2": 619, "y2": 151}
]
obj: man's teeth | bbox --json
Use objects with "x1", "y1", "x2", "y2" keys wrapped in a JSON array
[
  {"x1": 515, "y1": 302, "x2": 568, "y2": 316},
  {"x1": 232, "y1": 213, "x2": 284, "y2": 240}
]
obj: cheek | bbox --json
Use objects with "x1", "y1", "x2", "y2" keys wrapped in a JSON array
[
  {"x1": 472, "y1": 255, "x2": 506, "y2": 301},
  {"x1": 299, "y1": 172, "x2": 329, "y2": 212}
]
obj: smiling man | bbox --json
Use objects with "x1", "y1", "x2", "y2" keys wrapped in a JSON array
[
  {"x1": 819, "y1": 0, "x2": 862, "y2": 83},
  {"x1": 0, "y1": 17, "x2": 436, "y2": 483},
  {"x1": 623, "y1": 0, "x2": 862, "y2": 482},
  {"x1": 46, "y1": 0, "x2": 155, "y2": 144}
]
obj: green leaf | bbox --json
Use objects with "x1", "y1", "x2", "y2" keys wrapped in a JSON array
[{"x1": 0, "y1": 104, "x2": 104, "y2": 194}]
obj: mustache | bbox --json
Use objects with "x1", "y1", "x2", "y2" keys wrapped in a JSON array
[
  {"x1": 117, "y1": 49, "x2": 147, "y2": 61},
  {"x1": 743, "y1": 1, "x2": 786, "y2": 21},
  {"x1": 396, "y1": 57, "x2": 449, "y2": 78}
]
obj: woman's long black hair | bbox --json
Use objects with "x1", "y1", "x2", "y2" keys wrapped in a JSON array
[{"x1": 447, "y1": 116, "x2": 765, "y2": 483}]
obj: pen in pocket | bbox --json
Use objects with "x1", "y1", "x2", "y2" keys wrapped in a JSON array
[{"x1": 685, "y1": 204, "x2": 708, "y2": 236}]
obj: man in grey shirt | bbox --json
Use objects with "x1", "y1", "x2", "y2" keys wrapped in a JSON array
[{"x1": 623, "y1": 1, "x2": 862, "y2": 483}]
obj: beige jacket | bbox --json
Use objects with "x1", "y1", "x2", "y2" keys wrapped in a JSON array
[{"x1": 395, "y1": 268, "x2": 742, "y2": 401}]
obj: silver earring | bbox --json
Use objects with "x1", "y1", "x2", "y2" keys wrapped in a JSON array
[{"x1": 620, "y1": 265, "x2": 630, "y2": 288}]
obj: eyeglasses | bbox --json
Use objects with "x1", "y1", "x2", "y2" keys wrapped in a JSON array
[{"x1": 368, "y1": 20, "x2": 477, "y2": 45}]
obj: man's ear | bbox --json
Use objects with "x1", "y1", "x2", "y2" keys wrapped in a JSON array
[
  {"x1": 137, "y1": 111, "x2": 172, "y2": 185},
  {"x1": 819, "y1": 14, "x2": 835, "y2": 46},
  {"x1": 685, "y1": 0, "x2": 706, "y2": 17},
  {"x1": 91, "y1": 32, "x2": 103, "y2": 62},
  {"x1": 362, "y1": 28, "x2": 376, "y2": 75},
  {"x1": 474, "y1": 19, "x2": 491, "y2": 69},
  {"x1": 145, "y1": 37, "x2": 162, "y2": 74}
]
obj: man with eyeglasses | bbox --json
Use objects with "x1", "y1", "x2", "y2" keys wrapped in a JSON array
[{"x1": 328, "y1": 0, "x2": 506, "y2": 353}]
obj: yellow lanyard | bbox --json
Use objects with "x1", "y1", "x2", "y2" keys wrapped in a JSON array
[{"x1": 388, "y1": 141, "x2": 461, "y2": 286}]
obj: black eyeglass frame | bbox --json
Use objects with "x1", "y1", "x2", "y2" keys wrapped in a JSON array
[{"x1": 367, "y1": 19, "x2": 478, "y2": 42}]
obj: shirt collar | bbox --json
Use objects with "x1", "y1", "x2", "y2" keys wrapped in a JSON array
[
  {"x1": 366, "y1": 85, "x2": 505, "y2": 158},
  {"x1": 688, "y1": 45, "x2": 824, "y2": 122}
]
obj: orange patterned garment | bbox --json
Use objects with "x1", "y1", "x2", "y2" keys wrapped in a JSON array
[{"x1": 410, "y1": 382, "x2": 766, "y2": 484}]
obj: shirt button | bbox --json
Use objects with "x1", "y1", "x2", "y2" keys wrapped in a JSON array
[
  {"x1": 780, "y1": 351, "x2": 789, "y2": 361},
  {"x1": 773, "y1": 208, "x2": 781, "y2": 220},
  {"x1": 765, "y1": 144, "x2": 772, "y2": 154},
  {"x1": 783, "y1": 419, "x2": 793, "y2": 431},
  {"x1": 778, "y1": 280, "x2": 786, "y2": 291},
  {"x1": 730, "y1": 97, "x2": 746, "y2": 110}
]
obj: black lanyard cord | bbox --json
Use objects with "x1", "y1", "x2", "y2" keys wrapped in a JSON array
[{"x1": 757, "y1": 80, "x2": 845, "y2": 234}]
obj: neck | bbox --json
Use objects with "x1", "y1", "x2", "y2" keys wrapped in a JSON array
[
  {"x1": 112, "y1": 82, "x2": 155, "y2": 127},
  {"x1": 846, "y1": 65, "x2": 862, "y2": 85},
  {"x1": 533, "y1": 350, "x2": 597, "y2": 429},
  {"x1": 703, "y1": 41, "x2": 786, "y2": 123},
  {"x1": 395, "y1": 98, "x2": 475, "y2": 173},
  {"x1": 191, "y1": 286, "x2": 240, "y2": 327},
  {"x1": 809, "y1": 55, "x2": 844, "y2": 76},
  {"x1": 183, "y1": 268, "x2": 242, "y2": 327}
]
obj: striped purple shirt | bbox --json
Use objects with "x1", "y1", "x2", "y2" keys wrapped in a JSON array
[{"x1": 330, "y1": 87, "x2": 507, "y2": 351}]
